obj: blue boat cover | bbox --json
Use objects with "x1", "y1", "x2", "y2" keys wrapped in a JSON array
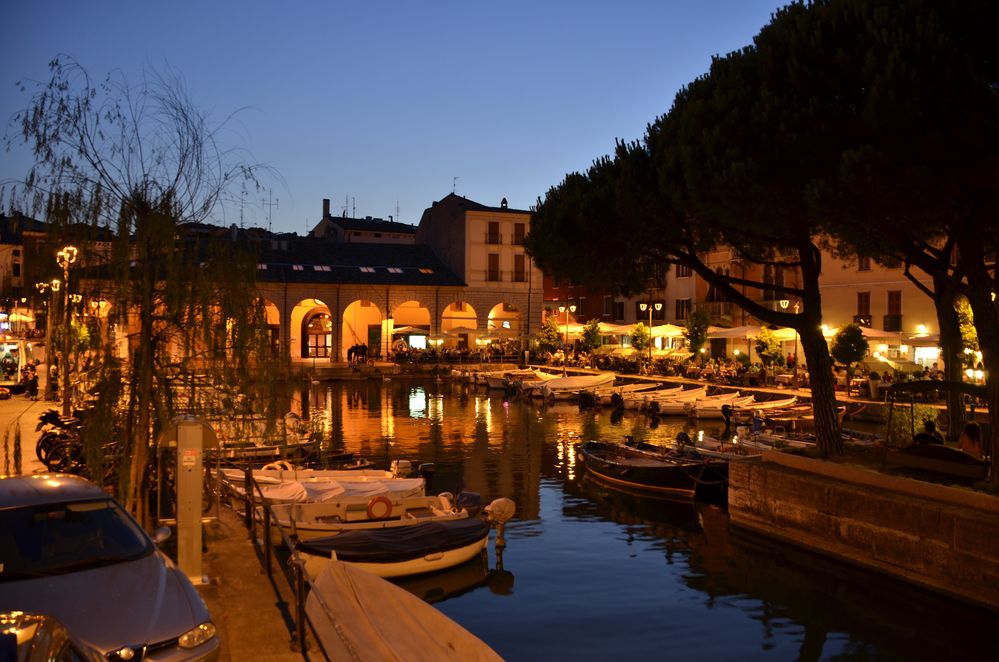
[{"x1": 297, "y1": 518, "x2": 491, "y2": 564}]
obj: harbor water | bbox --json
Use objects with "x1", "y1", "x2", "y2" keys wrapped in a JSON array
[{"x1": 298, "y1": 378, "x2": 994, "y2": 661}]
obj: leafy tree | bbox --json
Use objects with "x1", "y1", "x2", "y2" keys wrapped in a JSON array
[
  {"x1": 8, "y1": 57, "x2": 280, "y2": 519},
  {"x1": 830, "y1": 324, "x2": 869, "y2": 386},
  {"x1": 630, "y1": 322, "x2": 651, "y2": 352},
  {"x1": 754, "y1": 327, "x2": 784, "y2": 369},
  {"x1": 683, "y1": 308, "x2": 709, "y2": 359},
  {"x1": 579, "y1": 319, "x2": 602, "y2": 353},
  {"x1": 956, "y1": 296, "x2": 978, "y2": 355},
  {"x1": 536, "y1": 313, "x2": 562, "y2": 353}
]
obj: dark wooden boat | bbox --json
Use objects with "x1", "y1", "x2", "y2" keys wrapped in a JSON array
[
  {"x1": 575, "y1": 440, "x2": 727, "y2": 499},
  {"x1": 297, "y1": 517, "x2": 492, "y2": 579}
]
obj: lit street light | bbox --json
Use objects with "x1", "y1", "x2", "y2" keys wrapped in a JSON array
[
  {"x1": 56, "y1": 245, "x2": 78, "y2": 416},
  {"x1": 36, "y1": 279, "x2": 61, "y2": 401},
  {"x1": 639, "y1": 301, "x2": 662, "y2": 372},
  {"x1": 557, "y1": 303, "x2": 576, "y2": 376}
]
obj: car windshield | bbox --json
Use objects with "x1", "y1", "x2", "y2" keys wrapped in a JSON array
[{"x1": 0, "y1": 498, "x2": 152, "y2": 580}]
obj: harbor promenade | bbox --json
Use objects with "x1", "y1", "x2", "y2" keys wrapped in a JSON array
[{"x1": 0, "y1": 391, "x2": 312, "y2": 661}]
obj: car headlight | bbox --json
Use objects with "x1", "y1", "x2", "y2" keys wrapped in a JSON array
[{"x1": 178, "y1": 621, "x2": 217, "y2": 649}]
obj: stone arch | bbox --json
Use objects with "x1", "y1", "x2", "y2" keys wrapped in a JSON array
[
  {"x1": 441, "y1": 301, "x2": 478, "y2": 350},
  {"x1": 485, "y1": 302, "x2": 522, "y2": 355},
  {"x1": 390, "y1": 300, "x2": 432, "y2": 351},
  {"x1": 257, "y1": 297, "x2": 281, "y2": 354},
  {"x1": 290, "y1": 298, "x2": 332, "y2": 361},
  {"x1": 342, "y1": 299, "x2": 384, "y2": 360}
]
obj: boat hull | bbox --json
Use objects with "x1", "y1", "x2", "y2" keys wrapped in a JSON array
[
  {"x1": 576, "y1": 441, "x2": 723, "y2": 499},
  {"x1": 298, "y1": 518, "x2": 491, "y2": 579}
]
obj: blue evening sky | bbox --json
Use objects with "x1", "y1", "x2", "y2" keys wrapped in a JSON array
[{"x1": 2, "y1": 1, "x2": 787, "y2": 234}]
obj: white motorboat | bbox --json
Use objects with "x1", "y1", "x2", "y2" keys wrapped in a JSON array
[
  {"x1": 687, "y1": 394, "x2": 756, "y2": 418},
  {"x1": 595, "y1": 382, "x2": 669, "y2": 406},
  {"x1": 269, "y1": 492, "x2": 477, "y2": 541},
  {"x1": 217, "y1": 462, "x2": 426, "y2": 504},
  {"x1": 538, "y1": 373, "x2": 616, "y2": 400},
  {"x1": 618, "y1": 385, "x2": 705, "y2": 410}
]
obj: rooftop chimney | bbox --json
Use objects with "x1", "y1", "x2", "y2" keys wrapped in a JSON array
[{"x1": 322, "y1": 198, "x2": 331, "y2": 219}]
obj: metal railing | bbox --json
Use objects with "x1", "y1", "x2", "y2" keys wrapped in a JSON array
[{"x1": 219, "y1": 461, "x2": 329, "y2": 659}]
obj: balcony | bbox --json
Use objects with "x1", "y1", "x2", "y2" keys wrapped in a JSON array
[
  {"x1": 883, "y1": 314, "x2": 903, "y2": 332},
  {"x1": 486, "y1": 269, "x2": 501, "y2": 282},
  {"x1": 485, "y1": 232, "x2": 502, "y2": 245},
  {"x1": 512, "y1": 270, "x2": 527, "y2": 283},
  {"x1": 853, "y1": 315, "x2": 872, "y2": 327}
]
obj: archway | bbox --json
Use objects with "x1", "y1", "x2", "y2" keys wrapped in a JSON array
[
  {"x1": 290, "y1": 298, "x2": 332, "y2": 361},
  {"x1": 342, "y1": 299, "x2": 384, "y2": 360},
  {"x1": 303, "y1": 312, "x2": 332, "y2": 358},
  {"x1": 259, "y1": 298, "x2": 280, "y2": 354},
  {"x1": 486, "y1": 302, "x2": 522, "y2": 356},
  {"x1": 391, "y1": 300, "x2": 431, "y2": 351},
  {"x1": 441, "y1": 301, "x2": 478, "y2": 350}
]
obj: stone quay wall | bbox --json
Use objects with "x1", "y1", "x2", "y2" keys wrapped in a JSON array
[{"x1": 728, "y1": 451, "x2": 999, "y2": 611}]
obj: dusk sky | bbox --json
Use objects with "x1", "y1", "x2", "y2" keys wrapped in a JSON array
[{"x1": 2, "y1": 1, "x2": 787, "y2": 234}]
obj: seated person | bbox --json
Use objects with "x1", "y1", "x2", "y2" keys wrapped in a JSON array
[
  {"x1": 958, "y1": 422, "x2": 983, "y2": 458},
  {"x1": 913, "y1": 419, "x2": 945, "y2": 444}
]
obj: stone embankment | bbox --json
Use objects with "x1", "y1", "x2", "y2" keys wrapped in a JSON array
[{"x1": 729, "y1": 451, "x2": 999, "y2": 611}]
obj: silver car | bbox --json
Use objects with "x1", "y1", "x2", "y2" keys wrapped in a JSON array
[{"x1": 0, "y1": 474, "x2": 220, "y2": 661}]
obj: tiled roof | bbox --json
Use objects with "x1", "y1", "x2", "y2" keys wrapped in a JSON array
[
  {"x1": 255, "y1": 238, "x2": 464, "y2": 286},
  {"x1": 0, "y1": 213, "x2": 47, "y2": 242},
  {"x1": 331, "y1": 217, "x2": 417, "y2": 234}
]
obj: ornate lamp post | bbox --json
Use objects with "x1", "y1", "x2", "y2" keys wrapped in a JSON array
[
  {"x1": 36, "y1": 279, "x2": 61, "y2": 400},
  {"x1": 56, "y1": 245, "x2": 78, "y2": 416},
  {"x1": 639, "y1": 300, "x2": 663, "y2": 371},
  {"x1": 557, "y1": 303, "x2": 576, "y2": 376}
]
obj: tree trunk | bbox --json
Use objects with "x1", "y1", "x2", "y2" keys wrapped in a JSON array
[
  {"x1": 959, "y1": 235, "x2": 998, "y2": 486},
  {"x1": 799, "y1": 324, "x2": 844, "y2": 456},
  {"x1": 932, "y1": 283, "x2": 965, "y2": 439}
]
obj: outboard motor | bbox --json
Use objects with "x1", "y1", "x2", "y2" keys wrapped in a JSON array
[
  {"x1": 455, "y1": 490, "x2": 483, "y2": 516},
  {"x1": 418, "y1": 462, "x2": 436, "y2": 491}
]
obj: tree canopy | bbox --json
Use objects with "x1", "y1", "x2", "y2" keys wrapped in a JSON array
[{"x1": 527, "y1": 0, "x2": 999, "y2": 461}]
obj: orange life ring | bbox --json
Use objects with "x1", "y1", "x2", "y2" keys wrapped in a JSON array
[{"x1": 366, "y1": 495, "x2": 394, "y2": 520}]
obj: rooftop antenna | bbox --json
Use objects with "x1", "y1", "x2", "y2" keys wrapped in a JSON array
[
  {"x1": 352, "y1": 197, "x2": 356, "y2": 218},
  {"x1": 239, "y1": 188, "x2": 247, "y2": 228},
  {"x1": 262, "y1": 189, "x2": 279, "y2": 232},
  {"x1": 343, "y1": 195, "x2": 348, "y2": 217},
  {"x1": 453, "y1": 176, "x2": 459, "y2": 194},
  {"x1": 396, "y1": 199, "x2": 400, "y2": 222}
]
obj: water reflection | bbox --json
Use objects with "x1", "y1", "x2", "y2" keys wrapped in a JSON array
[{"x1": 287, "y1": 380, "x2": 992, "y2": 661}]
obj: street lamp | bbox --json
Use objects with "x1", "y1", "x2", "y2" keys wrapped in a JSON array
[
  {"x1": 56, "y1": 245, "x2": 78, "y2": 416},
  {"x1": 639, "y1": 301, "x2": 663, "y2": 371},
  {"x1": 36, "y1": 279, "x2": 61, "y2": 400},
  {"x1": 557, "y1": 303, "x2": 576, "y2": 376},
  {"x1": 780, "y1": 298, "x2": 801, "y2": 382}
]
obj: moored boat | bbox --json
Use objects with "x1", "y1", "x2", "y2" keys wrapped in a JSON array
[
  {"x1": 306, "y1": 559, "x2": 504, "y2": 661},
  {"x1": 297, "y1": 517, "x2": 492, "y2": 579},
  {"x1": 539, "y1": 372, "x2": 616, "y2": 400},
  {"x1": 576, "y1": 440, "x2": 727, "y2": 499},
  {"x1": 269, "y1": 492, "x2": 480, "y2": 541}
]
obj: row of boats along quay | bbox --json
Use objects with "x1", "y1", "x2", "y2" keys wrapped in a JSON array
[
  {"x1": 12, "y1": 366, "x2": 997, "y2": 660},
  {"x1": 211, "y1": 364, "x2": 996, "y2": 660}
]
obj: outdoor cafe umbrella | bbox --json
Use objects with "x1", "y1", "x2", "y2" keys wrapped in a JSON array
[
  {"x1": 391, "y1": 326, "x2": 429, "y2": 335},
  {"x1": 444, "y1": 326, "x2": 479, "y2": 336},
  {"x1": 650, "y1": 323, "x2": 685, "y2": 338}
]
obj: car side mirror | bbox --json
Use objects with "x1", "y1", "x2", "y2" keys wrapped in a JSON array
[{"x1": 152, "y1": 526, "x2": 172, "y2": 544}]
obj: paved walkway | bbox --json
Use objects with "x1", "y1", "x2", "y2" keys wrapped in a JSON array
[{"x1": 0, "y1": 392, "x2": 313, "y2": 661}]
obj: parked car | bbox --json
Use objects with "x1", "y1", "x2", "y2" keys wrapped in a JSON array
[
  {"x1": 0, "y1": 611, "x2": 102, "y2": 661},
  {"x1": 0, "y1": 474, "x2": 220, "y2": 661}
]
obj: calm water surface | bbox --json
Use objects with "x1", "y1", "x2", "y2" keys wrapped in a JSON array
[{"x1": 299, "y1": 378, "x2": 993, "y2": 661}]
